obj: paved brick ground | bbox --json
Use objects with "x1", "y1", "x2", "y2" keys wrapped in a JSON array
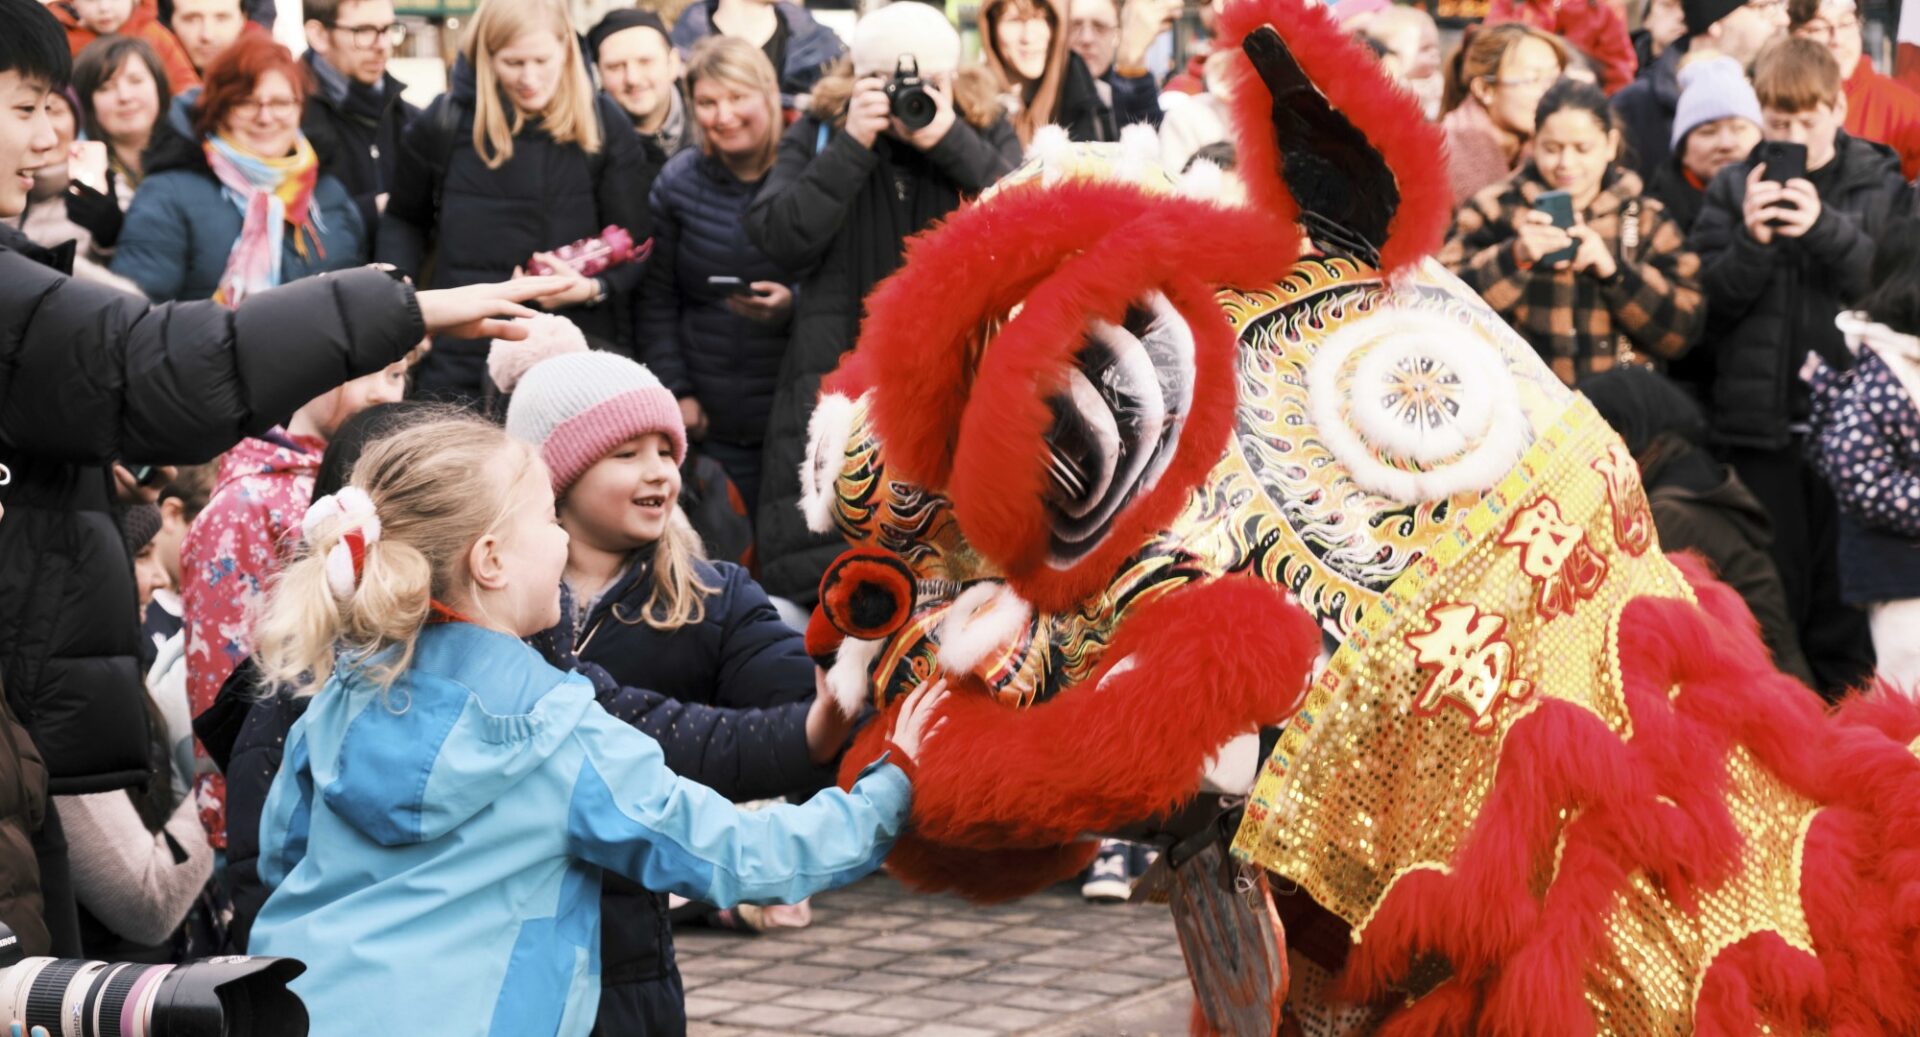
[{"x1": 679, "y1": 874, "x2": 1194, "y2": 1036}]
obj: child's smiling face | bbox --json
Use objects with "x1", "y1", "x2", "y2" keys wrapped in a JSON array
[{"x1": 558, "y1": 433, "x2": 683, "y2": 555}]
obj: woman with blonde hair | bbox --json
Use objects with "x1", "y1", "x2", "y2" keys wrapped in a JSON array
[
  {"x1": 638, "y1": 36, "x2": 794, "y2": 508},
  {"x1": 489, "y1": 329, "x2": 866, "y2": 1035},
  {"x1": 376, "y1": 0, "x2": 652, "y2": 402},
  {"x1": 980, "y1": 0, "x2": 1114, "y2": 145},
  {"x1": 1441, "y1": 22, "x2": 1571, "y2": 205},
  {"x1": 245, "y1": 409, "x2": 946, "y2": 1036}
]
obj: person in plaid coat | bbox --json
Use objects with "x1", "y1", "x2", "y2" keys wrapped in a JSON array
[{"x1": 1441, "y1": 79, "x2": 1705, "y2": 386}]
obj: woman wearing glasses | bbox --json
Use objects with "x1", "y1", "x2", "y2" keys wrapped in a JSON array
[
  {"x1": 113, "y1": 36, "x2": 368, "y2": 302},
  {"x1": 1441, "y1": 22, "x2": 1571, "y2": 206},
  {"x1": 300, "y1": 0, "x2": 416, "y2": 235}
]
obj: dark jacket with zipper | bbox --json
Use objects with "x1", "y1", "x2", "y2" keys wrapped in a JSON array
[
  {"x1": 745, "y1": 108, "x2": 1020, "y2": 603},
  {"x1": 377, "y1": 58, "x2": 653, "y2": 396},
  {"x1": 638, "y1": 149, "x2": 790, "y2": 445},
  {"x1": 1687, "y1": 133, "x2": 1907, "y2": 449},
  {"x1": 525, "y1": 548, "x2": 831, "y2": 1037},
  {"x1": 301, "y1": 50, "x2": 419, "y2": 239},
  {"x1": 0, "y1": 223, "x2": 423, "y2": 799}
]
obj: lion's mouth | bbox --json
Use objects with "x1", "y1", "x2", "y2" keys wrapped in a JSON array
[{"x1": 1042, "y1": 292, "x2": 1196, "y2": 567}]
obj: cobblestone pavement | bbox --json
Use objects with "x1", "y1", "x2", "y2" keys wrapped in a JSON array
[{"x1": 678, "y1": 874, "x2": 1195, "y2": 1036}]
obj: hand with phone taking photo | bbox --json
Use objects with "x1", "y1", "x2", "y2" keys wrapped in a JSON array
[{"x1": 724, "y1": 281, "x2": 793, "y2": 325}]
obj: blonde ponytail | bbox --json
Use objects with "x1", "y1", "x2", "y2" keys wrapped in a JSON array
[{"x1": 254, "y1": 416, "x2": 537, "y2": 699}]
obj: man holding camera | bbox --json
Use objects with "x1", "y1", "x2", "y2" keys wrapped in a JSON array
[
  {"x1": 746, "y1": 1, "x2": 1021, "y2": 613},
  {"x1": 1688, "y1": 36, "x2": 1906, "y2": 699},
  {"x1": 0, "y1": 0, "x2": 561, "y2": 956}
]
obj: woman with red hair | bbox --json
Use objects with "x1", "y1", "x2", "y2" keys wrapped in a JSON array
[{"x1": 113, "y1": 36, "x2": 366, "y2": 303}]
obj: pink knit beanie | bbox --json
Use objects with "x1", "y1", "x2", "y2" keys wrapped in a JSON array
[{"x1": 491, "y1": 315, "x2": 687, "y2": 493}]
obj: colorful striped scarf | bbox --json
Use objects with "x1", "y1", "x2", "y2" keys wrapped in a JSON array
[{"x1": 203, "y1": 132, "x2": 325, "y2": 307}]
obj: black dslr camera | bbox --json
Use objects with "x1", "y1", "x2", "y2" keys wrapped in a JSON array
[{"x1": 884, "y1": 55, "x2": 937, "y2": 132}]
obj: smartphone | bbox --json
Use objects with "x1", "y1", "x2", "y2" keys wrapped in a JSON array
[
  {"x1": 1762, "y1": 141, "x2": 1808, "y2": 184},
  {"x1": 706, "y1": 275, "x2": 750, "y2": 296},
  {"x1": 129, "y1": 464, "x2": 166, "y2": 488},
  {"x1": 68, "y1": 140, "x2": 108, "y2": 195},
  {"x1": 1532, "y1": 189, "x2": 1577, "y2": 267}
]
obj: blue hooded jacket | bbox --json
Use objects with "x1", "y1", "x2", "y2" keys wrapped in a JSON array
[{"x1": 249, "y1": 622, "x2": 909, "y2": 1037}]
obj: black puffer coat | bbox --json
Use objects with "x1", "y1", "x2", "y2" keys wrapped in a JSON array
[
  {"x1": 526, "y1": 548, "x2": 832, "y2": 1037},
  {"x1": 0, "y1": 225, "x2": 424, "y2": 796},
  {"x1": 745, "y1": 110, "x2": 1020, "y2": 604},
  {"x1": 377, "y1": 59, "x2": 653, "y2": 397},
  {"x1": 1688, "y1": 134, "x2": 1906, "y2": 449},
  {"x1": 637, "y1": 149, "x2": 789, "y2": 446}
]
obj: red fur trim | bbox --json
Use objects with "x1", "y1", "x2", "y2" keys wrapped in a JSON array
[
  {"x1": 1214, "y1": 0, "x2": 1451, "y2": 272},
  {"x1": 946, "y1": 274, "x2": 1241, "y2": 610},
  {"x1": 857, "y1": 178, "x2": 1296, "y2": 493},
  {"x1": 893, "y1": 576, "x2": 1314, "y2": 848}
]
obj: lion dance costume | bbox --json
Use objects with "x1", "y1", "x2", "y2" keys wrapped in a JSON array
[{"x1": 803, "y1": 0, "x2": 1920, "y2": 1032}]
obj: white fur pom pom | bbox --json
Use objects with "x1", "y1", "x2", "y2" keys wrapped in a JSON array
[
  {"x1": 1028, "y1": 124, "x2": 1073, "y2": 185},
  {"x1": 487, "y1": 313, "x2": 589, "y2": 395},
  {"x1": 826, "y1": 636, "x2": 883, "y2": 715},
  {"x1": 799, "y1": 393, "x2": 859, "y2": 534},
  {"x1": 324, "y1": 542, "x2": 358, "y2": 599}
]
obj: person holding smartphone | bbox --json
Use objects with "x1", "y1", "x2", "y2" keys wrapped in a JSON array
[
  {"x1": 1687, "y1": 36, "x2": 1907, "y2": 699},
  {"x1": 1441, "y1": 79, "x2": 1705, "y2": 386},
  {"x1": 637, "y1": 37, "x2": 793, "y2": 514}
]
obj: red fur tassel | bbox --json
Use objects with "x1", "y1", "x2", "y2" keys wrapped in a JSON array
[
  {"x1": 836, "y1": 576, "x2": 1316, "y2": 872},
  {"x1": 1214, "y1": 0, "x2": 1451, "y2": 272}
]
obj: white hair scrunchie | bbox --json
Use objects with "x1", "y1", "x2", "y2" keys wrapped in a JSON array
[{"x1": 301, "y1": 487, "x2": 384, "y2": 599}]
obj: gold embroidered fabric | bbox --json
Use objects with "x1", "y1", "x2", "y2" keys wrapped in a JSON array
[{"x1": 1231, "y1": 394, "x2": 1825, "y2": 1032}]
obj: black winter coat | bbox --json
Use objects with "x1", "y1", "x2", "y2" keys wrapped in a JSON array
[
  {"x1": 301, "y1": 52, "x2": 419, "y2": 239},
  {"x1": 1687, "y1": 134, "x2": 1907, "y2": 449},
  {"x1": 1612, "y1": 42, "x2": 1683, "y2": 179},
  {"x1": 526, "y1": 550, "x2": 830, "y2": 1037},
  {"x1": 221, "y1": 681, "x2": 299, "y2": 954},
  {"x1": 0, "y1": 225, "x2": 424, "y2": 795},
  {"x1": 638, "y1": 150, "x2": 789, "y2": 445},
  {"x1": 745, "y1": 113, "x2": 1021, "y2": 603},
  {"x1": 377, "y1": 60, "x2": 653, "y2": 397}
]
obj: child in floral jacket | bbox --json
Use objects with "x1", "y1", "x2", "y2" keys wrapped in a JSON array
[{"x1": 1803, "y1": 217, "x2": 1920, "y2": 692}]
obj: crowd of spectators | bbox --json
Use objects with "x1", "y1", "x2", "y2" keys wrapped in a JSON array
[{"x1": 3, "y1": 0, "x2": 1920, "y2": 1029}]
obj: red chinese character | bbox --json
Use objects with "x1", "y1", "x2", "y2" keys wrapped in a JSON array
[
  {"x1": 1405, "y1": 602, "x2": 1532, "y2": 733},
  {"x1": 1592, "y1": 442, "x2": 1655, "y2": 556},
  {"x1": 1500, "y1": 498, "x2": 1608, "y2": 620}
]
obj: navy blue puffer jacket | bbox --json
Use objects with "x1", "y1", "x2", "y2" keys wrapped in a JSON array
[{"x1": 637, "y1": 150, "x2": 790, "y2": 446}]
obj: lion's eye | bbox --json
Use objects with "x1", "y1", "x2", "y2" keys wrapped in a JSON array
[{"x1": 1041, "y1": 292, "x2": 1196, "y2": 566}]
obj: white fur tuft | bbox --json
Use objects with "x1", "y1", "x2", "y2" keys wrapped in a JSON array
[
  {"x1": 937, "y1": 582, "x2": 1034, "y2": 676},
  {"x1": 1177, "y1": 159, "x2": 1224, "y2": 201},
  {"x1": 1198, "y1": 730, "x2": 1262, "y2": 794},
  {"x1": 826, "y1": 636, "x2": 883, "y2": 715},
  {"x1": 1028, "y1": 125, "x2": 1074, "y2": 185},
  {"x1": 487, "y1": 314, "x2": 589, "y2": 394},
  {"x1": 799, "y1": 393, "x2": 859, "y2": 533}
]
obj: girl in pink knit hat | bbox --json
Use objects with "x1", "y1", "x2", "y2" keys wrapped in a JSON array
[{"x1": 492, "y1": 320, "x2": 864, "y2": 1034}]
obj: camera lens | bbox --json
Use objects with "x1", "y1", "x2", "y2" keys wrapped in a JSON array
[
  {"x1": 892, "y1": 88, "x2": 937, "y2": 131},
  {"x1": 0, "y1": 952, "x2": 305, "y2": 1037}
]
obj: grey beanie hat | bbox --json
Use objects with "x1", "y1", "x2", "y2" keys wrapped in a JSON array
[{"x1": 1671, "y1": 55, "x2": 1765, "y2": 149}]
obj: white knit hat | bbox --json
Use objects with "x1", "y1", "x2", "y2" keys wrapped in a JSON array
[
  {"x1": 1671, "y1": 56, "x2": 1764, "y2": 149},
  {"x1": 492, "y1": 317, "x2": 686, "y2": 494},
  {"x1": 851, "y1": 1, "x2": 961, "y2": 78}
]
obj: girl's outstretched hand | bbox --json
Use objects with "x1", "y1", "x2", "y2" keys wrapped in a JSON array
[{"x1": 886, "y1": 679, "x2": 949, "y2": 766}]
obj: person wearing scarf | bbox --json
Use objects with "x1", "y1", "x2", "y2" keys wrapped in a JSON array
[
  {"x1": 112, "y1": 36, "x2": 366, "y2": 303},
  {"x1": 979, "y1": 0, "x2": 1114, "y2": 147}
]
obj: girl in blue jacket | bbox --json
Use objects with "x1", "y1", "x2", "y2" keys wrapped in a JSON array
[
  {"x1": 246, "y1": 412, "x2": 945, "y2": 1037},
  {"x1": 493, "y1": 321, "x2": 852, "y2": 1035}
]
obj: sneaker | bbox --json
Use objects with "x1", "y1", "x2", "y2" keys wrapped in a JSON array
[{"x1": 1081, "y1": 840, "x2": 1133, "y2": 903}]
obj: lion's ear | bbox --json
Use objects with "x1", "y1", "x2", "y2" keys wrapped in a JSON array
[{"x1": 1215, "y1": 0, "x2": 1452, "y2": 273}]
